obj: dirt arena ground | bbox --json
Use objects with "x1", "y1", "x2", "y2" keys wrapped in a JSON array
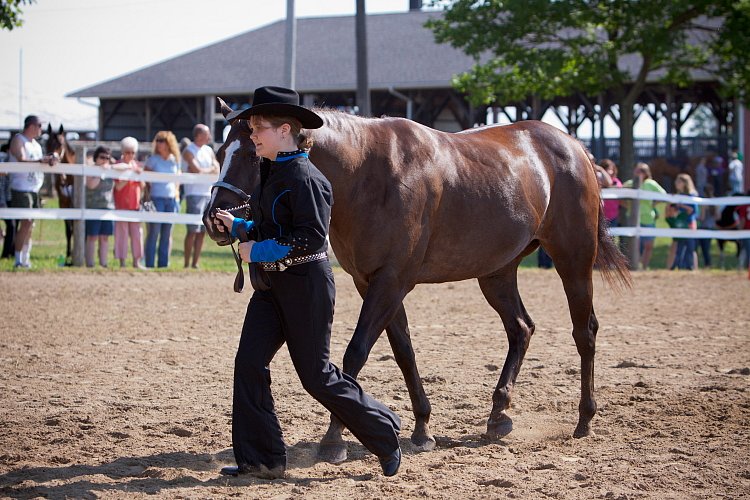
[{"x1": 0, "y1": 269, "x2": 748, "y2": 499}]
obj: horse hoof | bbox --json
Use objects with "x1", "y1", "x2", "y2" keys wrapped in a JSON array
[
  {"x1": 485, "y1": 413, "x2": 513, "y2": 440},
  {"x1": 573, "y1": 422, "x2": 591, "y2": 438},
  {"x1": 411, "y1": 433, "x2": 436, "y2": 452},
  {"x1": 317, "y1": 442, "x2": 348, "y2": 464}
]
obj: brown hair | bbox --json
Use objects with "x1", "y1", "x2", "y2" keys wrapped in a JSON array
[
  {"x1": 152, "y1": 130, "x2": 181, "y2": 163},
  {"x1": 634, "y1": 162, "x2": 652, "y2": 179},
  {"x1": 599, "y1": 159, "x2": 618, "y2": 177},
  {"x1": 250, "y1": 115, "x2": 314, "y2": 151}
]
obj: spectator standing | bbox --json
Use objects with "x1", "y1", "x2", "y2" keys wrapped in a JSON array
[
  {"x1": 623, "y1": 162, "x2": 666, "y2": 270},
  {"x1": 599, "y1": 159, "x2": 622, "y2": 227},
  {"x1": 144, "y1": 131, "x2": 180, "y2": 268},
  {"x1": 696, "y1": 184, "x2": 718, "y2": 268},
  {"x1": 112, "y1": 137, "x2": 145, "y2": 269},
  {"x1": 0, "y1": 142, "x2": 15, "y2": 259},
  {"x1": 665, "y1": 173, "x2": 699, "y2": 270},
  {"x1": 694, "y1": 157, "x2": 708, "y2": 196},
  {"x1": 735, "y1": 196, "x2": 750, "y2": 270},
  {"x1": 728, "y1": 149, "x2": 744, "y2": 196},
  {"x1": 181, "y1": 124, "x2": 219, "y2": 268},
  {"x1": 85, "y1": 146, "x2": 116, "y2": 268},
  {"x1": 7, "y1": 115, "x2": 58, "y2": 268},
  {"x1": 715, "y1": 196, "x2": 740, "y2": 269},
  {"x1": 707, "y1": 146, "x2": 726, "y2": 196}
]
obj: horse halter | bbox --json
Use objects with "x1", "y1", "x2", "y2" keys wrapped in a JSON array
[
  {"x1": 212, "y1": 180, "x2": 252, "y2": 216},
  {"x1": 211, "y1": 180, "x2": 254, "y2": 293}
]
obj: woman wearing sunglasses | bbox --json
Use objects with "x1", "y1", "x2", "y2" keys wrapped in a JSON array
[{"x1": 143, "y1": 131, "x2": 180, "y2": 268}]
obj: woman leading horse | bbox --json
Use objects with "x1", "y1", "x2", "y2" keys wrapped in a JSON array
[
  {"x1": 212, "y1": 87, "x2": 402, "y2": 479},
  {"x1": 205, "y1": 96, "x2": 631, "y2": 466}
]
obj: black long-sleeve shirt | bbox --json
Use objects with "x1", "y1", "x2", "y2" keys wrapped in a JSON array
[{"x1": 237, "y1": 152, "x2": 332, "y2": 262}]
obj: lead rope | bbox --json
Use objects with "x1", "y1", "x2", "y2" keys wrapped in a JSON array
[
  {"x1": 224, "y1": 203, "x2": 251, "y2": 293},
  {"x1": 230, "y1": 240, "x2": 245, "y2": 293}
]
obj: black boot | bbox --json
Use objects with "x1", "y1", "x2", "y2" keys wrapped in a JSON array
[{"x1": 379, "y1": 447, "x2": 401, "y2": 477}]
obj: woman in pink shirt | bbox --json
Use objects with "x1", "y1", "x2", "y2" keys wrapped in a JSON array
[
  {"x1": 112, "y1": 137, "x2": 146, "y2": 269},
  {"x1": 600, "y1": 159, "x2": 623, "y2": 226}
]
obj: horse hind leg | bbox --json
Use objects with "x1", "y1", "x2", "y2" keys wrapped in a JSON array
[
  {"x1": 547, "y1": 245, "x2": 599, "y2": 438},
  {"x1": 477, "y1": 268, "x2": 536, "y2": 439}
]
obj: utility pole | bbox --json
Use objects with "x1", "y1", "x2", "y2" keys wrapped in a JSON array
[
  {"x1": 19, "y1": 48, "x2": 23, "y2": 127},
  {"x1": 284, "y1": 0, "x2": 296, "y2": 89},
  {"x1": 355, "y1": 0, "x2": 370, "y2": 116}
]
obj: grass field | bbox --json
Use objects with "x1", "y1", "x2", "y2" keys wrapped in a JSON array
[{"x1": 0, "y1": 196, "x2": 742, "y2": 272}]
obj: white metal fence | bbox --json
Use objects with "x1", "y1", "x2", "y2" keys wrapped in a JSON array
[{"x1": 2, "y1": 162, "x2": 750, "y2": 239}]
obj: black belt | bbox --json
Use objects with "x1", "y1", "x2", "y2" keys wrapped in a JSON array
[{"x1": 260, "y1": 252, "x2": 328, "y2": 271}]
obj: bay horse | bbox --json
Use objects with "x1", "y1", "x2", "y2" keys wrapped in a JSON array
[
  {"x1": 205, "y1": 101, "x2": 631, "y2": 463},
  {"x1": 45, "y1": 124, "x2": 76, "y2": 265}
]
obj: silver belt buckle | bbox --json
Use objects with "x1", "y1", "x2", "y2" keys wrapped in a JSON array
[{"x1": 277, "y1": 257, "x2": 293, "y2": 271}]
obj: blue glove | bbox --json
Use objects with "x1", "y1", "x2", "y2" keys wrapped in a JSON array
[
  {"x1": 249, "y1": 239, "x2": 291, "y2": 262},
  {"x1": 230, "y1": 218, "x2": 254, "y2": 238}
]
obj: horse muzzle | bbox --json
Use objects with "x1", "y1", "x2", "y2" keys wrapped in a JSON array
[{"x1": 202, "y1": 211, "x2": 233, "y2": 246}]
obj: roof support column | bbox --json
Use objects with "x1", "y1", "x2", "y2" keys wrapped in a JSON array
[
  {"x1": 204, "y1": 95, "x2": 215, "y2": 143},
  {"x1": 145, "y1": 99, "x2": 151, "y2": 142},
  {"x1": 284, "y1": 0, "x2": 296, "y2": 89}
]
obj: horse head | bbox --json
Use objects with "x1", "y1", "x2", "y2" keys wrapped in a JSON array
[
  {"x1": 203, "y1": 97, "x2": 261, "y2": 246},
  {"x1": 45, "y1": 124, "x2": 76, "y2": 164}
]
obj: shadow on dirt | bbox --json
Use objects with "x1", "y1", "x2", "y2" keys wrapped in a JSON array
[{"x1": 0, "y1": 442, "x2": 380, "y2": 498}]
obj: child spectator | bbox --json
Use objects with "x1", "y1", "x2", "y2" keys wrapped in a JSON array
[{"x1": 665, "y1": 173, "x2": 699, "y2": 270}]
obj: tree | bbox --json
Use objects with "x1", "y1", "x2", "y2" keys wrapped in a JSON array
[
  {"x1": 426, "y1": 0, "x2": 750, "y2": 179},
  {"x1": 1, "y1": 0, "x2": 35, "y2": 31},
  {"x1": 688, "y1": 105, "x2": 718, "y2": 137}
]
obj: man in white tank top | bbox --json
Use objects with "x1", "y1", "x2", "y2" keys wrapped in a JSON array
[
  {"x1": 8, "y1": 115, "x2": 58, "y2": 268},
  {"x1": 181, "y1": 123, "x2": 219, "y2": 268}
]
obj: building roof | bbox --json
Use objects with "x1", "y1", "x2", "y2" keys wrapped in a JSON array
[
  {"x1": 68, "y1": 11, "x2": 476, "y2": 99},
  {"x1": 69, "y1": 10, "x2": 720, "y2": 101}
]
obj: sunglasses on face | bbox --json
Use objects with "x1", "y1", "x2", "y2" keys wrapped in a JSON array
[{"x1": 155, "y1": 138, "x2": 166, "y2": 143}]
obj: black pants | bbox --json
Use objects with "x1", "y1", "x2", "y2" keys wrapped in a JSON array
[
  {"x1": 232, "y1": 259, "x2": 400, "y2": 469},
  {"x1": 1, "y1": 220, "x2": 15, "y2": 259}
]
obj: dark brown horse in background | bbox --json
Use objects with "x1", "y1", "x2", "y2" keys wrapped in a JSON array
[
  {"x1": 205, "y1": 101, "x2": 631, "y2": 463},
  {"x1": 45, "y1": 124, "x2": 76, "y2": 265}
]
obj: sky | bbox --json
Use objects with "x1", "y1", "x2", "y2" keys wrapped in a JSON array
[
  {"x1": 0, "y1": 0, "x2": 662, "y2": 138},
  {"x1": 0, "y1": 0, "x2": 410, "y2": 130}
]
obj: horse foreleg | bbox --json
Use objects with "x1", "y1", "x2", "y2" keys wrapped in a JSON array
[
  {"x1": 318, "y1": 273, "x2": 409, "y2": 463},
  {"x1": 385, "y1": 305, "x2": 434, "y2": 451},
  {"x1": 478, "y1": 270, "x2": 536, "y2": 439}
]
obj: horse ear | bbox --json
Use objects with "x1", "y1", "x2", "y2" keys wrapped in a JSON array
[
  {"x1": 46, "y1": 123, "x2": 52, "y2": 134},
  {"x1": 58, "y1": 124, "x2": 64, "y2": 135},
  {"x1": 217, "y1": 97, "x2": 233, "y2": 119}
]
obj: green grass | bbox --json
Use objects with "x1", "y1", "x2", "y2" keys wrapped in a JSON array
[{"x1": 1, "y1": 197, "x2": 743, "y2": 272}]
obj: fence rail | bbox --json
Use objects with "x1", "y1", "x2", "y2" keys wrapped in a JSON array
[{"x1": 2, "y1": 162, "x2": 750, "y2": 239}]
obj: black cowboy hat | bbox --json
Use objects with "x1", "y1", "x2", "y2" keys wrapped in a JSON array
[{"x1": 226, "y1": 86, "x2": 323, "y2": 129}]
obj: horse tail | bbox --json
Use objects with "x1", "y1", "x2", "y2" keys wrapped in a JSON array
[
  {"x1": 595, "y1": 206, "x2": 632, "y2": 291},
  {"x1": 578, "y1": 143, "x2": 632, "y2": 290}
]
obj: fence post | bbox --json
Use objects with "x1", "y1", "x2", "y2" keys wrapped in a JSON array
[
  {"x1": 626, "y1": 177, "x2": 642, "y2": 270},
  {"x1": 72, "y1": 149, "x2": 86, "y2": 267}
]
